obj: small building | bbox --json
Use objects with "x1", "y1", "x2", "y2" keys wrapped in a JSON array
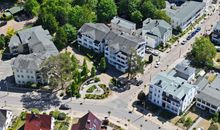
[
  {"x1": 141, "y1": 18, "x2": 172, "y2": 48},
  {"x1": 148, "y1": 72, "x2": 197, "y2": 115},
  {"x1": 3, "y1": 5, "x2": 24, "y2": 20},
  {"x1": 166, "y1": 1, "x2": 205, "y2": 30},
  {"x1": 71, "y1": 112, "x2": 102, "y2": 130},
  {"x1": 9, "y1": 26, "x2": 58, "y2": 85},
  {"x1": 211, "y1": 21, "x2": 220, "y2": 45},
  {"x1": 111, "y1": 16, "x2": 136, "y2": 35},
  {"x1": 174, "y1": 61, "x2": 196, "y2": 82},
  {"x1": 24, "y1": 113, "x2": 55, "y2": 130},
  {"x1": 0, "y1": 109, "x2": 13, "y2": 130},
  {"x1": 196, "y1": 74, "x2": 220, "y2": 114}
]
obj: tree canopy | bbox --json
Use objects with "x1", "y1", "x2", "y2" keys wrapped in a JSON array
[
  {"x1": 97, "y1": 0, "x2": 117, "y2": 22},
  {"x1": 24, "y1": 0, "x2": 40, "y2": 16},
  {"x1": 191, "y1": 37, "x2": 216, "y2": 68}
]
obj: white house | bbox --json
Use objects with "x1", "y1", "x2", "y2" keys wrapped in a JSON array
[
  {"x1": 141, "y1": 18, "x2": 172, "y2": 48},
  {"x1": 9, "y1": 26, "x2": 58, "y2": 85},
  {"x1": 196, "y1": 74, "x2": 220, "y2": 114},
  {"x1": 148, "y1": 72, "x2": 197, "y2": 115},
  {"x1": 166, "y1": 1, "x2": 205, "y2": 30},
  {"x1": 0, "y1": 109, "x2": 13, "y2": 130},
  {"x1": 111, "y1": 16, "x2": 136, "y2": 35},
  {"x1": 211, "y1": 21, "x2": 220, "y2": 45}
]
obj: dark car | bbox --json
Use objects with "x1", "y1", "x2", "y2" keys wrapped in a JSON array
[
  {"x1": 195, "y1": 27, "x2": 201, "y2": 32},
  {"x1": 59, "y1": 104, "x2": 70, "y2": 110},
  {"x1": 136, "y1": 80, "x2": 143, "y2": 86},
  {"x1": 0, "y1": 21, "x2": 7, "y2": 27}
]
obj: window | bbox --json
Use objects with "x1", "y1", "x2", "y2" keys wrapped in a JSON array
[
  {"x1": 26, "y1": 70, "x2": 29, "y2": 73},
  {"x1": 21, "y1": 75, "x2": 24, "y2": 78},
  {"x1": 20, "y1": 70, "x2": 23, "y2": 73},
  {"x1": 18, "y1": 81, "x2": 21, "y2": 83},
  {"x1": 16, "y1": 70, "x2": 19, "y2": 72},
  {"x1": 17, "y1": 75, "x2": 20, "y2": 78},
  {"x1": 22, "y1": 81, "x2": 25, "y2": 84},
  {"x1": 30, "y1": 71, "x2": 32, "y2": 73},
  {"x1": 27, "y1": 76, "x2": 30, "y2": 79},
  {"x1": 31, "y1": 76, "x2": 34, "y2": 79}
]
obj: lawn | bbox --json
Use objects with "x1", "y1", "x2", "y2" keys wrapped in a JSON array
[
  {"x1": 86, "y1": 85, "x2": 97, "y2": 93},
  {"x1": 54, "y1": 116, "x2": 71, "y2": 130},
  {"x1": 214, "y1": 52, "x2": 220, "y2": 68},
  {"x1": 8, "y1": 116, "x2": 25, "y2": 130}
]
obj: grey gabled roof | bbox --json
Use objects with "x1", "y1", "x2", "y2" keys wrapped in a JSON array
[
  {"x1": 175, "y1": 61, "x2": 195, "y2": 77},
  {"x1": 142, "y1": 18, "x2": 171, "y2": 39},
  {"x1": 78, "y1": 23, "x2": 110, "y2": 42},
  {"x1": 6, "y1": 5, "x2": 24, "y2": 15},
  {"x1": 105, "y1": 30, "x2": 145, "y2": 55},
  {"x1": 0, "y1": 109, "x2": 7, "y2": 128},
  {"x1": 151, "y1": 72, "x2": 196, "y2": 100},
  {"x1": 111, "y1": 16, "x2": 136, "y2": 30},
  {"x1": 196, "y1": 74, "x2": 220, "y2": 107},
  {"x1": 10, "y1": 26, "x2": 58, "y2": 70},
  {"x1": 166, "y1": 1, "x2": 205, "y2": 24}
]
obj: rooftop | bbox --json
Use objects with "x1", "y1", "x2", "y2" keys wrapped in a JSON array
[
  {"x1": 142, "y1": 18, "x2": 171, "y2": 39},
  {"x1": 6, "y1": 5, "x2": 24, "y2": 15},
  {"x1": 196, "y1": 74, "x2": 220, "y2": 107},
  {"x1": 71, "y1": 112, "x2": 102, "y2": 130},
  {"x1": 166, "y1": 1, "x2": 205, "y2": 23},
  {"x1": 111, "y1": 16, "x2": 136, "y2": 30},
  {"x1": 175, "y1": 60, "x2": 195, "y2": 76},
  {"x1": 152, "y1": 72, "x2": 196, "y2": 100},
  {"x1": 78, "y1": 23, "x2": 110, "y2": 42}
]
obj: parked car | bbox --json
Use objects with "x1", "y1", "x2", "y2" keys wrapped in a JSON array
[
  {"x1": 181, "y1": 40, "x2": 186, "y2": 45},
  {"x1": 152, "y1": 51, "x2": 159, "y2": 56},
  {"x1": 186, "y1": 35, "x2": 192, "y2": 40},
  {"x1": 0, "y1": 20, "x2": 7, "y2": 27},
  {"x1": 136, "y1": 80, "x2": 143, "y2": 86},
  {"x1": 195, "y1": 27, "x2": 201, "y2": 32},
  {"x1": 59, "y1": 104, "x2": 70, "y2": 110},
  {"x1": 155, "y1": 64, "x2": 159, "y2": 68}
]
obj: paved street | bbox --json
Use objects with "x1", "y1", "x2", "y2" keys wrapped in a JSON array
[{"x1": 0, "y1": 5, "x2": 219, "y2": 130}]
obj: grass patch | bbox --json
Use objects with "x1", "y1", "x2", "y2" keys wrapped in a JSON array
[
  {"x1": 9, "y1": 112, "x2": 26, "y2": 130},
  {"x1": 85, "y1": 84, "x2": 110, "y2": 99},
  {"x1": 86, "y1": 85, "x2": 97, "y2": 93},
  {"x1": 54, "y1": 116, "x2": 71, "y2": 130}
]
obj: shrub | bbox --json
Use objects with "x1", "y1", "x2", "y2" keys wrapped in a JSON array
[
  {"x1": 20, "y1": 111, "x2": 26, "y2": 120},
  {"x1": 52, "y1": 110, "x2": 60, "y2": 119},
  {"x1": 94, "y1": 77, "x2": 100, "y2": 82},
  {"x1": 31, "y1": 108, "x2": 40, "y2": 114},
  {"x1": 86, "y1": 85, "x2": 96, "y2": 93},
  {"x1": 58, "y1": 112, "x2": 66, "y2": 120}
]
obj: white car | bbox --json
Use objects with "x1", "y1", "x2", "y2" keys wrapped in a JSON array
[
  {"x1": 156, "y1": 61, "x2": 160, "y2": 65},
  {"x1": 155, "y1": 64, "x2": 159, "y2": 68}
]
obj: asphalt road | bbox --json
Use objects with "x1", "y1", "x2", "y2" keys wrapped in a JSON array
[{"x1": 0, "y1": 6, "x2": 220, "y2": 130}]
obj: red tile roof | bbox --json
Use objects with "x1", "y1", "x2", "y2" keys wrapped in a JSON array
[
  {"x1": 72, "y1": 112, "x2": 102, "y2": 130},
  {"x1": 24, "y1": 114, "x2": 52, "y2": 130}
]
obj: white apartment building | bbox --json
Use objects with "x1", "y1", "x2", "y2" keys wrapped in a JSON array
[
  {"x1": 196, "y1": 74, "x2": 220, "y2": 114},
  {"x1": 166, "y1": 1, "x2": 205, "y2": 30},
  {"x1": 111, "y1": 16, "x2": 136, "y2": 35},
  {"x1": 148, "y1": 72, "x2": 197, "y2": 115},
  {"x1": 0, "y1": 109, "x2": 13, "y2": 130},
  {"x1": 9, "y1": 26, "x2": 58, "y2": 85},
  {"x1": 78, "y1": 23, "x2": 146, "y2": 72},
  {"x1": 77, "y1": 23, "x2": 110, "y2": 53}
]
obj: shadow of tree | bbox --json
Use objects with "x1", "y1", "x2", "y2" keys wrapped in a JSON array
[{"x1": 20, "y1": 92, "x2": 60, "y2": 111}]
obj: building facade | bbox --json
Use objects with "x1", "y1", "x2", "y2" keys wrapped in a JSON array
[
  {"x1": 211, "y1": 21, "x2": 220, "y2": 45},
  {"x1": 166, "y1": 1, "x2": 205, "y2": 30},
  {"x1": 78, "y1": 23, "x2": 145, "y2": 72},
  {"x1": 196, "y1": 74, "x2": 220, "y2": 114},
  {"x1": 148, "y1": 72, "x2": 197, "y2": 115},
  {"x1": 0, "y1": 109, "x2": 13, "y2": 130},
  {"x1": 9, "y1": 26, "x2": 58, "y2": 85}
]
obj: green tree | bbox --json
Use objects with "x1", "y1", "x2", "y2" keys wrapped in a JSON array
[
  {"x1": 24, "y1": 0, "x2": 40, "y2": 16},
  {"x1": 99, "y1": 57, "x2": 107, "y2": 72},
  {"x1": 137, "y1": 91, "x2": 146, "y2": 102},
  {"x1": 154, "y1": 10, "x2": 171, "y2": 23},
  {"x1": 54, "y1": 27, "x2": 67, "y2": 50},
  {"x1": 69, "y1": 5, "x2": 96, "y2": 28},
  {"x1": 41, "y1": 52, "x2": 77, "y2": 90},
  {"x1": 62, "y1": 24, "x2": 77, "y2": 43},
  {"x1": 184, "y1": 117, "x2": 193, "y2": 127},
  {"x1": 208, "y1": 123, "x2": 219, "y2": 130},
  {"x1": 118, "y1": 0, "x2": 128, "y2": 16},
  {"x1": 81, "y1": 59, "x2": 89, "y2": 78},
  {"x1": 128, "y1": 0, "x2": 141, "y2": 14},
  {"x1": 0, "y1": 35, "x2": 5, "y2": 49},
  {"x1": 73, "y1": 0, "x2": 98, "y2": 10},
  {"x1": 141, "y1": 1, "x2": 157, "y2": 18},
  {"x1": 37, "y1": 9, "x2": 59, "y2": 34},
  {"x1": 148, "y1": 54, "x2": 153, "y2": 63},
  {"x1": 212, "y1": 112, "x2": 219, "y2": 123},
  {"x1": 97, "y1": 0, "x2": 117, "y2": 22},
  {"x1": 131, "y1": 10, "x2": 143, "y2": 23},
  {"x1": 151, "y1": 0, "x2": 166, "y2": 9},
  {"x1": 191, "y1": 37, "x2": 217, "y2": 68},
  {"x1": 91, "y1": 66, "x2": 96, "y2": 77},
  {"x1": 128, "y1": 52, "x2": 145, "y2": 79}
]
